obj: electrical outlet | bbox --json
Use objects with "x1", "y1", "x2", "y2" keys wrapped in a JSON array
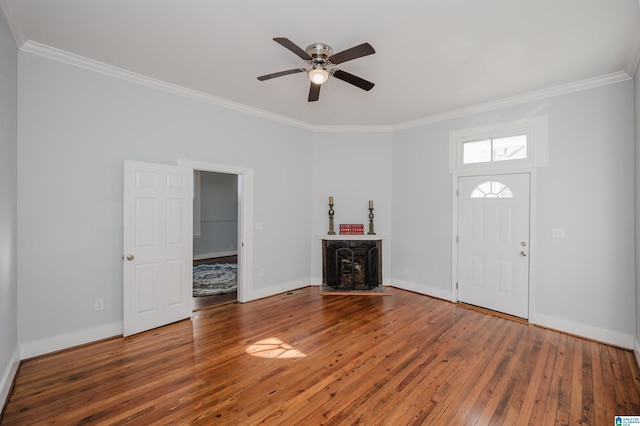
[
  {"x1": 94, "y1": 298, "x2": 104, "y2": 311},
  {"x1": 551, "y1": 228, "x2": 565, "y2": 238}
]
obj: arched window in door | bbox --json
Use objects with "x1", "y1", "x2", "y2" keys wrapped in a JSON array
[{"x1": 470, "y1": 181, "x2": 513, "y2": 198}]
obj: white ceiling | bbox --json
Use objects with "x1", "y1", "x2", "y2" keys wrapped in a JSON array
[{"x1": 3, "y1": 0, "x2": 640, "y2": 128}]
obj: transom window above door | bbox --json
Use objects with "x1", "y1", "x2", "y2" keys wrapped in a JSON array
[
  {"x1": 463, "y1": 134, "x2": 527, "y2": 165},
  {"x1": 449, "y1": 116, "x2": 548, "y2": 173}
]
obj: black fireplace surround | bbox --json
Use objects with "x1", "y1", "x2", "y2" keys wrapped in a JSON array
[{"x1": 322, "y1": 239, "x2": 382, "y2": 290}]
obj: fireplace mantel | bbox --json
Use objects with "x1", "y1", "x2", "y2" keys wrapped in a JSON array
[{"x1": 317, "y1": 234, "x2": 386, "y2": 241}]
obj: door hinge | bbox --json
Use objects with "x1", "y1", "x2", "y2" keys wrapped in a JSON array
[
  {"x1": 456, "y1": 282, "x2": 458, "y2": 289},
  {"x1": 456, "y1": 236, "x2": 459, "y2": 243}
]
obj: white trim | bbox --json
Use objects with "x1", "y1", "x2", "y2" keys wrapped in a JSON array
[
  {"x1": 20, "y1": 41, "x2": 312, "y2": 131},
  {"x1": 313, "y1": 125, "x2": 392, "y2": 133},
  {"x1": 193, "y1": 250, "x2": 237, "y2": 261},
  {"x1": 527, "y1": 172, "x2": 538, "y2": 324},
  {"x1": 394, "y1": 72, "x2": 630, "y2": 131},
  {"x1": 390, "y1": 279, "x2": 452, "y2": 301},
  {"x1": 449, "y1": 116, "x2": 548, "y2": 174},
  {"x1": 20, "y1": 322, "x2": 122, "y2": 359},
  {"x1": 193, "y1": 171, "x2": 201, "y2": 238},
  {"x1": 535, "y1": 313, "x2": 634, "y2": 350},
  {"x1": 249, "y1": 278, "x2": 310, "y2": 301},
  {"x1": 317, "y1": 234, "x2": 387, "y2": 241},
  {"x1": 178, "y1": 159, "x2": 253, "y2": 303},
  {"x1": 17, "y1": 42, "x2": 630, "y2": 132},
  {"x1": 0, "y1": 346, "x2": 20, "y2": 408}
]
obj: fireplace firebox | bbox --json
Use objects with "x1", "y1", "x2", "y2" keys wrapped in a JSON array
[{"x1": 322, "y1": 238, "x2": 382, "y2": 290}]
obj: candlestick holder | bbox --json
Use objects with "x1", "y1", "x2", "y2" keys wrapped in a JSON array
[
  {"x1": 368, "y1": 207, "x2": 376, "y2": 235},
  {"x1": 328, "y1": 202, "x2": 336, "y2": 235}
]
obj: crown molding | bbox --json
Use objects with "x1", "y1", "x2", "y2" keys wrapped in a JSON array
[
  {"x1": 392, "y1": 71, "x2": 632, "y2": 131},
  {"x1": 20, "y1": 40, "x2": 315, "y2": 131},
  {"x1": 311, "y1": 125, "x2": 392, "y2": 133},
  {"x1": 20, "y1": 41, "x2": 632, "y2": 134},
  {"x1": 0, "y1": 0, "x2": 26, "y2": 47}
]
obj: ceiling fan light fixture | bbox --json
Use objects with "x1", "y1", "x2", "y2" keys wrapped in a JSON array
[{"x1": 308, "y1": 67, "x2": 329, "y2": 85}]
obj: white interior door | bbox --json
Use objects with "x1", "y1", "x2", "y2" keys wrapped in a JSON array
[
  {"x1": 123, "y1": 160, "x2": 193, "y2": 336},
  {"x1": 457, "y1": 173, "x2": 530, "y2": 318}
]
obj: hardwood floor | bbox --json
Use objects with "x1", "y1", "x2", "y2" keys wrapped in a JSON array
[{"x1": 3, "y1": 287, "x2": 640, "y2": 424}]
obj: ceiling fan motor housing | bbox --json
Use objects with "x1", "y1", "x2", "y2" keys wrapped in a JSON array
[{"x1": 306, "y1": 43, "x2": 333, "y2": 66}]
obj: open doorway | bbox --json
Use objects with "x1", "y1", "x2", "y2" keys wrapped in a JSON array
[
  {"x1": 178, "y1": 158, "x2": 254, "y2": 306},
  {"x1": 192, "y1": 171, "x2": 239, "y2": 310}
]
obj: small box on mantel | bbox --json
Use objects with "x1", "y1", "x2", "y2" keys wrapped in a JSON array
[{"x1": 339, "y1": 224, "x2": 364, "y2": 235}]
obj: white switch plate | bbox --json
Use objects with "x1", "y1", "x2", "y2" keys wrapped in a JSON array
[
  {"x1": 255, "y1": 221, "x2": 263, "y2": 230},
  {"x1": 551, "y1": 228, "x2": 565, "y2": 238}
]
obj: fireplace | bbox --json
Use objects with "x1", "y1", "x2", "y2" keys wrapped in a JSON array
[{"x1": 322, "y1": 238, "x2": 382, "y2": 290}]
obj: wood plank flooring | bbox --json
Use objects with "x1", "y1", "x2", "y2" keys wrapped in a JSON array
[{"x1": 3, "y1": 287, "x2": 640, "y2": 425}]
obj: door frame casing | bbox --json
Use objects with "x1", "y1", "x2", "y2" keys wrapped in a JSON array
[
  {"x1": 178, "y1": 158, "x2": 253, "y2": 303},
  {"x1": 451, "y1": 169, "x2": 537, "y2": 324}
]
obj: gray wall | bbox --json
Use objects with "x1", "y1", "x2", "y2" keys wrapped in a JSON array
[
  {"x1": 310, "y1": 131, "x2": 393, "y2": 284},
  {"x1": 392, "y1": 80, "x2": 635, "y2": 347},
  {"x1": 10, "y1": 40, "x2": 639, "y2": 362},
  {"x1": 17, "y1": 51, "x2": 313, "y2": 356},
  {"x1": 635, "y1": 64, "x2": 640, "y2": 359},
  {"x1": 0, "y1": 7, "x2": 18, "y2": 405},
  {"x1": 193, "y1": 171, "x2": 238, "y2": 259}
]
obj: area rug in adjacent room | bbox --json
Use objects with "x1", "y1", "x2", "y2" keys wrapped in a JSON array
[{"x1": 193, "y1": 263, "x2": 237, "y2": 297}]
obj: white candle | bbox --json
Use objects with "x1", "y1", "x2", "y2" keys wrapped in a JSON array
[
  {"x1": 369, "y1": 200, "x2": 373, "y2": 209},
  {"x1": 329, "y1": 196, "x2": 334, "y2": 204}
]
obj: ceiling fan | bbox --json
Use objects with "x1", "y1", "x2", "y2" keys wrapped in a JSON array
[{"x1": 257, "y1": 37, "x2": 375, "y2": 102}]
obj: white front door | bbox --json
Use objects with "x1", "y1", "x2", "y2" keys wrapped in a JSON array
[
  {"x1": 457, "y1": 173, "x2": 530, "y2": 318},
  {"x1": 123, "y1": 161, "x2": 193, "y2": 336}
]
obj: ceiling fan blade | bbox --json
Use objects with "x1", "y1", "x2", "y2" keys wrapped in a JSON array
[
  {"x1": 257, "y1": 68, "x2": 306, "y2": 81},
  {"x1": 273, "y1": 37, "x2": 312, "y2": 61},
  {"x1": 308, "y1": 83, "x2": 321, "y2": 102},
  {"x1": 332, "y1": 69, "x2": 375, "y2": 91},
  {"x1": 328, "y1": 42, "x2": 375, "y2": 65}
]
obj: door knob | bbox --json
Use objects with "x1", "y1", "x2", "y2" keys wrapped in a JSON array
[
  {"x1": 126, "y1": 254, "x2": 135, "y2": 261},
  {"x1": 519, "y1": 251, "x2": 527, "y2": 257},
  {"x1": 521, "y1": 241, "x2": 527, "y2": 247}
]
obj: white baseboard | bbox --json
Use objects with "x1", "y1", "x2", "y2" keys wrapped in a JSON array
[
  {"x1": 390, "y1": 278, "x2": 453, "y2": 301},
  {"x1": 20, "y1": 322, "x2": 123, "y2": 360},
  {"x1": 246, "y1": 278, "x2": 312, "y2": 302},
  {"x1": 1, "y1": 347, "x2": 20, "y2": 410},
  {"x1": 534, "y1": 313, "x2": 634, "y2": 350},
  {"x1": 193, "y1": 251, "x2": 237, "y2": 261},
  {"x1": 387, "y1": 281, "x2": 635, "y2": 350}
]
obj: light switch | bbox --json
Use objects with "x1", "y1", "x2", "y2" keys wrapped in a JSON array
[
  {"x1": 551, "y1": 228, "x2": 565, "y2": 238},
  {"x1": 255, "y1": 221, "x2": 263, "y2": 230}
]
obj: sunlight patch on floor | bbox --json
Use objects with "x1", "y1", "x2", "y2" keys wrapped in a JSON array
[{"x1": 245, "y1": 337, "x2": 307, "y2": 359}]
